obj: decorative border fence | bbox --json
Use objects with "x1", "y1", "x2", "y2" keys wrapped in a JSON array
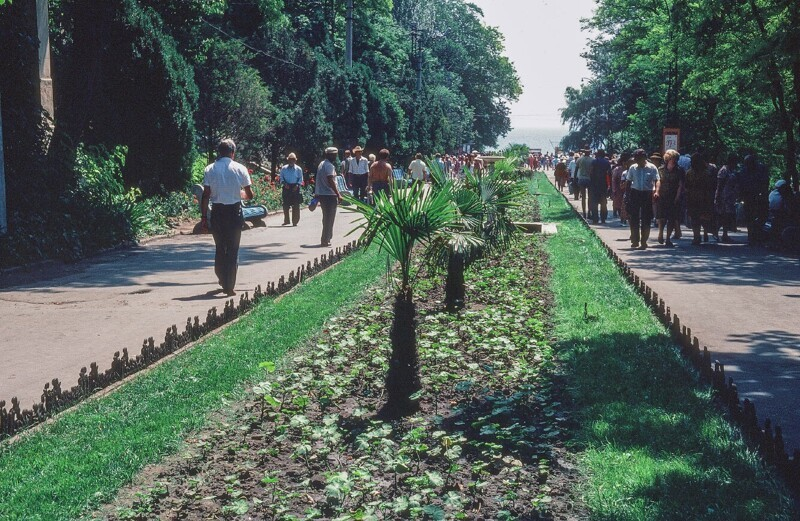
[
  {"x1": 550, "y1": 183, "x2": 800, "y2": 496},
  {"x1": 0, "y1": 240, "x2": 361, "y2": 439}
]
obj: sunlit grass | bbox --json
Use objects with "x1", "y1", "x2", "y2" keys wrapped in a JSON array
[
  {"x1": 532, "y1": 173, "x2": 794, "y2": 520},
  {"x1": 0, "y1": 248, "x2": 388, "y2": 521}
]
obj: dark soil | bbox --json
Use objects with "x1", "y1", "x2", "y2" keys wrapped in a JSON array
[{"x1": 95, "y1": 233, "x2": 586, "y2": 520}]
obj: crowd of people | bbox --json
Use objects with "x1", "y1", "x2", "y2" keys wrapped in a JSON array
[{"x1": 549, "y1": 147, "x2": 799, "y2": 252}]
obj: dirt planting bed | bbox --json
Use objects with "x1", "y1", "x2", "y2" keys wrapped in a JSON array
[{"x1": 97, "y1": 234, "x2": 583, "y2": 521}]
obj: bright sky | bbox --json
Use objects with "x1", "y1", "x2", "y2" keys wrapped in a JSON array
[{"x1": 468, "y1": 0, "x2": 597, "y2": 129}]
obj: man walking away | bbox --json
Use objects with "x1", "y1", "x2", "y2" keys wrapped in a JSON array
[
  {"x1": 576, "y1": 149, "x2": 593, "y2": 215},
  {"x1": 589, "y1": 149, "x2": 611, "y2": 223},
  {"x1": 316, "y1": 147, "x2": 343, "y2": 247},
  {"x1": 408, "y1": 153, "x2": 429, "y2": 184},
  {"x1": 348, "y1": 146, "x2": 370, "y2": 201},
  {"x1": 369, "y1": 148, "x2": 393, "y2": 200},
  {"x1": 625, "y1": 148, "x2": 660, "y2": 249},
  {"x1": 201, "y1": 139, "x2": 254, "y2": 296},
  {"x1": 280, "y1": 152, "x2": 304, "y2": 226}
]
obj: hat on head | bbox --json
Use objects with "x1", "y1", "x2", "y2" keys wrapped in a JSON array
[
  {"x1": 775, "y1": 179, "x2": 788, "y2": 189},
  {"x1": 325, "y1": 146, "x2": 338, "y2": 154},
  {"x1": 649, "y1": 152, "x2": 662, "y2": 161},
  {"x1": 287, "y1": 152, "x2": 297, "y2": 160},
  {"x1": 352, "y1": 146, "x2": 363, "y2": 153}
]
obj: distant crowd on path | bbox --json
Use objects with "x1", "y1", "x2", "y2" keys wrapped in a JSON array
[
  {"x1": 527, "y1": 152, "x2": 558, "y2": 171},
  {"x1": 546, "y1": 147, "x2": 800, "y2": 253}
]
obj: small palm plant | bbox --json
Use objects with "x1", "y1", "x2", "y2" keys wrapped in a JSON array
[
  {"x1": 427, "y1": 157, "x2": 525, "y2": 310},
  {"x1": 347, "y1": 181, "x2": 460, "y2": 416}
]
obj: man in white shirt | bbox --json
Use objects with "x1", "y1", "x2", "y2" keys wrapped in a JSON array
[
  {"x1": 625, "y1": 148, "x2": 660, "y2": 249},
  {"x1": 201, "y1": 139, "x2": 254, "y2": 296},
  {"x1": 348, "y1": 145, "x2": 370, "y2": 201},
  {"x1": 408, "y1": 153, "x2": 429, "y2": 183},
  {"x1": 279, "y1": 152, "x2": 304, "y2": 226}
]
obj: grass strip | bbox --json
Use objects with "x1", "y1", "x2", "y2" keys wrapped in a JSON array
[
  {"x1": 531, "y1": 173, "x2": 794, "y2": 520},
  {"x1": 0, "y1": 247, "x2": 388, "y2": 521}
]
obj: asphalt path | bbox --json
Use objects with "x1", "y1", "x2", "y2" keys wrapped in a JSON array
[
  {"x1": 0, "y1": 206, "x2": 363, "y2": 409},
  {"x1": 543, "y1": 171, "x2": 800, "y2": 451}
]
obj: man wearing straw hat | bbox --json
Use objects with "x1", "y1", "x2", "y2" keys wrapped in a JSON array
[
  {"x1": 348, "y1": 145, "x2": 370, "y2": 202},
  {"x1": 279, "y1": 152, "x2": 304, "y2": 226}
]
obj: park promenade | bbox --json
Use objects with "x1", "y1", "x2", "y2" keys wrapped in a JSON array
[
  {"x1": 545, "y1": 171, "x2": 800, "y2": 451},
  {"x1": 0, "y1": 209, "x2": 362, "y2": 410}
]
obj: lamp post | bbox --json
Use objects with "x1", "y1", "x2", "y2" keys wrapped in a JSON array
[
  {"x1": 0, "y1": 93, "x2": 6, "y2": 236},
  {"x1": 345, "y1": 0, "x2": 353, "y2": 68},
  {"x1": 410, "y1": 23, "x2": 422, "y2": 92}
]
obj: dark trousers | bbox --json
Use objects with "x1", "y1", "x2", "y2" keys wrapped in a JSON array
[
  {"x1": 351, "y1": 174, "x2": 368, "y2": 200},
  {"x1": 210, "y1": 203, "x2": 243, "y2": 292},
  {"x1": 282, "y1": 186, "x2": 301, "y2": 225},
  {"x1": 318, "y1": 195, "x2": 338, "y2": 245},
  {"x1": 627, "y1": 189, "x2": 653, "y2": 246},
  {"x1": 372, "y1": 181, "x2": 390, "y2": 201},
  {"x1": 588, "y1": 190, "x2": 608, "y2": 223}
]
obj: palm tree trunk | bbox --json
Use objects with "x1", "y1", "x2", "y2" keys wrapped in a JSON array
[
  {"x1": 383, "y1": 286, "x2": 420, "y2": 417},
  {"x1": 444, "y1": 252, "x2": 466, "y2": 311}
]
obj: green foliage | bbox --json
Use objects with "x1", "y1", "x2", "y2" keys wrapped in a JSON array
[
  {"x1": 194, "y1": 38, "x2": 275, "y2": 161},
  {"x1": 532, "y1": 173, "x2": 794, "y2": 520},
  {"x1": 0, "y1": 248, "x2": 387, "y2": 520},
  {"x1": 562, "y1": 0, "x2": 799, "y2": 184}
]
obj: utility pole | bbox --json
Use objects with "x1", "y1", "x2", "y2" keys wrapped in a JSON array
[
  {"x1": 345, "y1": 0, "x2": 353, "y2": 68},
  {"x1": 0, "y1": 93, "x2": 6, "y2": 236},
  {"x1": 411, "y1": 23, "x2": 422, "y2": 92}
]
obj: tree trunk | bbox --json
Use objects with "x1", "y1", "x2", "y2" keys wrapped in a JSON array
[
  {"x1": 382, "y1": 286, "x2": 420, "y2": 417},
  {"x1": 444, "y1": 252, "x2": 465, "y2": 311},
  {"x1": 790, "y1": 0, "x2": 800, "y2": 191},
  {"x1": 749, "y1": 0, "x2": 798, "y2": 189}
]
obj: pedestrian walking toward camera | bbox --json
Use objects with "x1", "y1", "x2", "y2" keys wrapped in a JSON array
[
  {"x1": 200, "y1": 139, "x2": 254, "y2": 296},
  {"x1": 739, "y1": 153, "x2": 770, "y2": 245},
  {"x1": 655, "y1": 149, "x2": 685, "y2": 247},
  {"x1": 279, "y1": 152, "x2": 304, "y2": 226},
  {"x1": 342, "y1": 149, "x2": 353, "y2": 186},
  {"x1": 685, "y1": 152, "x2": 717, "y2": 245},
  {"x1": 715, "y1": 153, "x2": 739, "y2": 243},
  {"x1": 625, "y1": 148, "x2": 660, "y2": 249},
  {"x1": 348, "y1": 146, "x2": 370, "y2": 201},
  {"x1": 612, "y1": 152, "x2": 632, "y2": 225},
  {"x1": 316, "y1": 147, "x2": 343, "y2": 247}
]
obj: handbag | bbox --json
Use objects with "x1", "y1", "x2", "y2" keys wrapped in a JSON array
[{"x1": 308, "y1": 197, "x2": 319, "y2": 212}]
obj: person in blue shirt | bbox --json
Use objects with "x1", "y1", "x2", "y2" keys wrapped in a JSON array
[{"x1": 279, "y1": 152, "x2": 304, "y2": 226}]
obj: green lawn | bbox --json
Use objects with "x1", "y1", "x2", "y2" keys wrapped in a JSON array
[
  {"x1": 531, "y1": 173, "x2": 793, "y2": 520},
  {"x1": 0, "y1": 248, "x2": 388, "y2": 521}
]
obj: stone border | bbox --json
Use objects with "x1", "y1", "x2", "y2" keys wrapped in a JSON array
[
  {"x1": 0, "y1": 240, "x2": 361, "y2": 439},
  {"x1": 548, "y1": 181, "x2": 800, "y2": 496}
]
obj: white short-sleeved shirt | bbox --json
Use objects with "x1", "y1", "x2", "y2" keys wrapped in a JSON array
[
  {"x1": 409, "y1": 159, "x2": 428, "y2": 180},
  {"x1": 203, "y1": 157, "x2": 251, "y2": 204},
  {"x1": 349, "y1": 157, "x2": 369, "y2": 175},
  {"x1": 315, "y1": 160, "x2": 337, "y2": 196},
  {"x1": 627, "y1": 162, "x2": 660, "y2": 191}
]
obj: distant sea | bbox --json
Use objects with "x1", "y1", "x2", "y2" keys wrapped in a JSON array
[{"x1": 494, "y1": 126, "x2": 567, "y2": 154}]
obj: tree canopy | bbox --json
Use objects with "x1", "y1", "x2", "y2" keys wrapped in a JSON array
[
  {"x1": 2, "y1": 0, "x2": 521, "y2": 198},
  {"x1": 561, "y1": 0, "x2": 799, "y2": 188}
]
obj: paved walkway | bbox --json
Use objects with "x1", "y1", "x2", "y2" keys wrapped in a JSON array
[
  {"x1": 543, "y1": 172, "x2": 800, "y2": 450},
  {"x1": 0, "y1": 207, "x2": 362, "y2": 409}
]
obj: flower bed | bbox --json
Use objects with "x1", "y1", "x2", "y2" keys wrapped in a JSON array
[{"x1": 101, "y1": 234, "x2": 582, "y2": 520}]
